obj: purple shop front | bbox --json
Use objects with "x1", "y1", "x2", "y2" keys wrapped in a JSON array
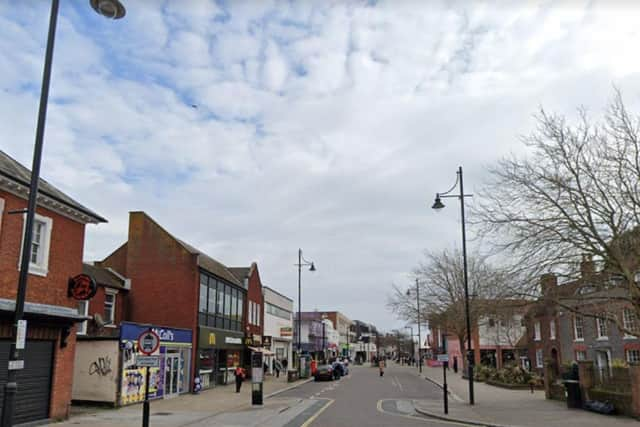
[{"x1": 120, "y1": 322, "x2": 193, "y2": 404}]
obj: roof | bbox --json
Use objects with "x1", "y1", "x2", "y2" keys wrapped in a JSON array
[
  {"x1": 228, "y1": 267, "x2": 250, "y2": 283},
  {"x1": 83, "y1": 263, "x2": 129, "y2": 290},
  {"x1": 0, "y1": 150, "x2": 106, "y2": 223},
  {"x1": 263, "y1": 286, "x2": 294, "y2": 302},
  {"x1": 177, "y1": 239, "x2": 242, "y2": 287}
]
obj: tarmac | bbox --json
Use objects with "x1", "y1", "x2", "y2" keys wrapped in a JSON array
[{"x1": 413, "y1": 365, "x2": 639, "y2": 427}]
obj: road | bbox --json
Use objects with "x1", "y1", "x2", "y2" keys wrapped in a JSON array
[{"x1": 267, "y1": 362, "x2": 459, "y2": 427}]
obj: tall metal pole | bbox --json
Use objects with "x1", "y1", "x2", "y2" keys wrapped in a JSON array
[
  {"x1": 297, "y1": 248, "x2": 302, "y2": 374},
  {"x1": 1, "y1": 1, "x2": 59, "y2": 425},
  {"x1": 458, "y1": 166, "x2": 474, "y2": 405},
  {"x1": 416, "y1": 277, "x2": 423, "y2": 373}
]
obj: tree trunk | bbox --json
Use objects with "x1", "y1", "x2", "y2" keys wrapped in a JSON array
[{"x1": 458, "y1": 336, "x2": 467, "y2": 373}]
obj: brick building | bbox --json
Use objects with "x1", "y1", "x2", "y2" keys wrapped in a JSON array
[
  {"x1": 0, "y1": 150, "x2": 106, "y2": 423},
  {"x1": 100, "y1": 211, "x2": 247, "y2": 392}
]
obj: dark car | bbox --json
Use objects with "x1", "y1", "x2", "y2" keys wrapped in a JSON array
[{"x1": 314, "y1": 364, "x2": 334, "y2": 381}]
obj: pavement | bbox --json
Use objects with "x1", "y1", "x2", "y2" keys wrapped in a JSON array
[
  {"x1": 54, "y1": 374, "x2": 313, "y2": 427},
  {"x1": 414, "y1": 365, "x2": 639, "y2": 427}
]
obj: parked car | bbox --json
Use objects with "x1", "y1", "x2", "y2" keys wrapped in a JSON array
[{"x1": 314, "y1": 364, "x2": 334, "y2": 381}]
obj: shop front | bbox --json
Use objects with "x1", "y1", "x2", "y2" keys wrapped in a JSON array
[
  {"x1": 120, "y1": 322, "x2": 192, "y2": 405},
  {"x1": 198, "y1": 326, "x2": 245, "y2": 388}
]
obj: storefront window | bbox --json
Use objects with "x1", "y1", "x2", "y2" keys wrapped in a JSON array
[
  {"x1": 199, "y1": 275, "x2": 208, "y2": 314},
  {"x1": 208, "y1": 279, "x2": 217, "y2": 314},
  {"x1": 224, "y1": 285, "x2": 232, "y2": 317},
  {"x1": 238, "y1": 293, "x2": 244, "y2": 324},
  {"x1": 231, "y1": 288, "x2": 237, "y2": 321}
]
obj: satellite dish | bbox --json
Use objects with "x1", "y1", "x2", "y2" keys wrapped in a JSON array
[{"x1": 94, "y1": 313, "x2": 105, "y2": 328}]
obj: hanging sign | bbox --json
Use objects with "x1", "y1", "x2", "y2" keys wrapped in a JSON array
[
  {"x1": 68, "y1": 274, "x2": 97, "y2": 300},
  {"x1": 137, "y1": 329, "x2": 160, "y2": 355}
]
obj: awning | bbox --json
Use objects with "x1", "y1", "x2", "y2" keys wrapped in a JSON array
[{"x1": 248, "y1": 346, "x2": 275, "y2": 356}]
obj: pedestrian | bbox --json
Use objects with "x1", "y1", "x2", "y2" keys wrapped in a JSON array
[
  {"x1": 379, "y1": 359, "x2": 385, "y2": 377},
  {"x1": 453, "y1": 356, "x2": 458, "y2": 373},
  {"x1": 282, "y1": 358, "x2": 288, "y2": 371},
  {"x1": 234, "y1": 365, "x2": 245, "y2": 393},
  {"x1": 275, "y1": 361, "x2": 281, "y2": 378}
]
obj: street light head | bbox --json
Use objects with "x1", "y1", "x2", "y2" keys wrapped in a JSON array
[
  {"x1": 432, "y1": 194, "x2": 445, "y2": 210},
  {"x1": 90, "y1": 0, "x2": 126, "y2": 19},
  {"x1": 309, "y1": 262, "x2": 316, "y2": 272}
]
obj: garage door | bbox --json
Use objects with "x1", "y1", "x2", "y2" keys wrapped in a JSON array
[{"x1": 0, "y1": 340, "x2": 54, "y2": 424}]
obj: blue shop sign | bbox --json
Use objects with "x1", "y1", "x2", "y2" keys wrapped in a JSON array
[{"x1": 120, "y1": 322, "x2": 192, "y2": 344}]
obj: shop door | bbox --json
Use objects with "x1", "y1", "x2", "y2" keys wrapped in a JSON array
[
  {"x1": 0, "y1": 340, "x2": 53, "y2": 424},
  {"x1": 165, "y1": 354, "x2": 181, "y2": 398}
]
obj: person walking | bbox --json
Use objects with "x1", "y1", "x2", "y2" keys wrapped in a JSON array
[
  {"x1": 379, "y1": 359, "x2": 385, "y2": 377},
  {"x1": 274, "y1": 360, "x2": 281, "y2": 378},
  {"x1": 234, "y1": 365, "x2": 245, "y2": 393},
  {"x1": 453, "y1": 356, "x2": 458, "y2": 373}
]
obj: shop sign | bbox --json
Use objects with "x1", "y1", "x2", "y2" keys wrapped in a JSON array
[
  {"x1": 67, "y1": 274, "x2": 97, "y2": 300},
  {"x1": 208, "y1": 333, "x2": 216, "y2": 345},
  {"x1": 121, "y1": 323, "x2": 192, "y2": 344},
  {"x1": 252, "y1": 334, "x2": 262, "y2": 345},
  {"x1": 262, "y1": 335, "x2": 272, "y2": 348},
  {"x1": 225, "y1": 337, "x2": 242, "y2": 345},
  {"x1": 152, "y1": 328, "x2": 175, "y2": 342},
  {"x1": 280, "y1": 327, "x2": 292, "y2": 337}
]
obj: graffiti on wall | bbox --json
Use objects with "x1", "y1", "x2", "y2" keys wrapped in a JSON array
[{"x1": 89, "y1": 356, "x2": 112, "y2": 376}]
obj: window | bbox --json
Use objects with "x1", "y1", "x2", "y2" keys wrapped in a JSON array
[
  {"x1": 237, "y1": 292, "x2": 244, "y2": 324},
  {"x1": 224, "y1": 285, "x2": 231, "y2": 317},
  {"x1": 104, "y1": 292, "x2": 116, "y2": 325},
  {"x1": 536, "y1": 349, "x2": 544, "y2": 368},
  {"x1": 576, "y1": 350, "x2": 587, "y2": 361},
  {"x1": 256, "y1": 303, "x2": 261, "y2": 327},
  {"x1": 550, "y1": 319, "x2": 556, "y2": 340},
  {"x1": 574, "y1": 315, "x2": 584, "y2": 341},
  {"x1": 77, "y1": 300, "x2": 88, "y2": 335},
  {"x1": 19, "y1": 214, "x2": 53, "y2": 277},
  {"x1": 627, "y1": 349, "x2": 640, "y2": 363},
  {"x1": 488, "y1": 318, "x2": 495, "y2": 327},
  {"x1": 230, "y1": 288, "x2": 238, "y2": 321},
  {"x1": 596, "y1": 315, "x2": 608, "y2": 339},
  {"x1": 266, "y1": 303, "x2": 292, "y2": 320},
  {"x1": 199, "y1": 275, "x2": 208, "y2": 313},
  {"x1": 534, "y1": 322, "x2": 541, "y2": 341},
  {"x1": 217, "y1": 282, "x2": 224, "y2": 314},
  {"x1": 208, "y1": 279, "x2": 217, "y2": 315},
  {"x1": 623, "y1": 309, "x2": 638, "y2": 337}
]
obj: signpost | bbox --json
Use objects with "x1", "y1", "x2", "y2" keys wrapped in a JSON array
[
  {"x1": 437, "y1": 354, "x2": 449, "y2": 414},
  {"x1": 251, "y1": 351, "x2": 264, "y2": 405},
  {"x1": 137, "y1": 329, "x2": 159, "y2": 427}
]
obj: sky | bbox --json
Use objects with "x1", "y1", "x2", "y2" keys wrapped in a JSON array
[{"x1": 2, "y1": 0, "x2": 640, "y2": 335}]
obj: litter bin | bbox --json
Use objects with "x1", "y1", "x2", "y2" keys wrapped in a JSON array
[{"x1": 563, "y1": 379, "x2": 582, "y2": 408}]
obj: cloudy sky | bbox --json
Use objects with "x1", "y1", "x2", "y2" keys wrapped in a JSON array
[{"x1": 2, "y1": 0, "x2": 640, "y2": 334}]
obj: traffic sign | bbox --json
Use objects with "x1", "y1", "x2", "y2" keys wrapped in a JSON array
[
  {"x1": 137, "y1": 329, "x2": 160, "y2": 355},
  {"x1": 136, "y1": 355, "x2": 160, "y2": 367},
  {"x1": 437, "y1": 354, "x2": 449, "y2": 362}
]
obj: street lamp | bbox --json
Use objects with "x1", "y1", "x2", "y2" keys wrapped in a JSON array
[
  {"x1": 432, "y1": 165, "x2": 474, "y2": 405},
  {"x1": 295, "y1": 249, "x2": 315, "y2": 375},
  {"x1": 406, "y1": 277, "x2": 423, "y2": 373},
  {"x1": 1, "y1": 2, "x2": 125, "y2": 426},
  {"x1": 321, "y1": 313, "x2": 328, "y2": 362}
]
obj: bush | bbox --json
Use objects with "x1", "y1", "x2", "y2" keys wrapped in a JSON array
[
  {"x1": 480, "y1": 364, "x2": 538, "y2": 386},
  {"x1": 474, "y1": 365, "x2": 495, "y2": 381}
]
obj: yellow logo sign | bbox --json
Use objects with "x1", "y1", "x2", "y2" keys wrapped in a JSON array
[{"x1": 208, "y1": 333, "x2": 216, "y2": 345}]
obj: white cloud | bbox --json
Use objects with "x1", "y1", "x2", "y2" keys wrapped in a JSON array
[{"x1": 2, "y1": 0, "x2": 640, "y2": 330}]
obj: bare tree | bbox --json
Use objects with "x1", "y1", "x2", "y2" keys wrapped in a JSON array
[
  {"x1": 473, "y1": 89, "x2": 640, "y2": 335},
  {"x1": 387, "y1": 249, "x2": 513, "y2": 369}
]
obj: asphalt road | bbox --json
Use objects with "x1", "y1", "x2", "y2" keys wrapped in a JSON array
[{"x1": 273, "y1": 363, "x2": 461, "y2": 427}]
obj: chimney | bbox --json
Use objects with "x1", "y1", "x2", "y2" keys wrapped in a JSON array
[
  {"x1": 540, "y1": 273, "x2": 558, "y2": 296},
  {"x1": 580, "y1": 254, "x2": 595, "y2": 279}
]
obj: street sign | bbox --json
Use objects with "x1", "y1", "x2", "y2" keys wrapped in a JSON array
[
  {"x1": 437, "y1": 354, "x2": 449, "y2": 362},
  {"x1": 136, "y1": 355, "x2": 160, "y2": 368},
  {"x1": 137, "y1": 329, "x2": 160, "y2": 355},
  {"x1": 16, "y1": 320, "x2": 27, "y2": 350}
]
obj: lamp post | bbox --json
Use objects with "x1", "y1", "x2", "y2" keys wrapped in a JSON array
[
  {"x1": 321, "y1": 313, "x2": 328, "y2": 362},
  {"x1": 432, "y1": 165, "x2": 474, "y2": 405},
  {"x1": 1, "y1": 2, "x2": 126, "y2": 425},
  {"x1": 295, "y1": 249, "x2": 315, "y2": 375}
]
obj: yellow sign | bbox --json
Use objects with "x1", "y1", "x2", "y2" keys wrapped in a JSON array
[{"x1": 208, "y1": 333, "x2": 216, "y2": 345}]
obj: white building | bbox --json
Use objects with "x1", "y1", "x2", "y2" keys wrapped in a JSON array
[{"x1": 263, "y1": 286, "x2": 294, "y2": 371}]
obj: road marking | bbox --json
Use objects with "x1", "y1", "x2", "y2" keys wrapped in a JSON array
[
  {"x1": 300, "y1": 398, "x2": 334, "y2": 427},
  {"x1": 394, "y1": 376, "x2": 404, "y2": 391},
  {"x1": 376, "y1": 399, "x2": 475, "y2": 426}
]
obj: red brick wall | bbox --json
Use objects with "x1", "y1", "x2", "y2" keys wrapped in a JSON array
[
  {"x1": 244, "y1": 264, "x2": 264, "y2": 337},
  {"x1": 97, "y1": 243, "x2": 128, "y2": 276},
  {"x1": 0, "y1": 191, "x2": 93, "y2": 420},
  {"x1": 102, "y1": 212, "x2": 198, "y2": 330},
  {"x1": 0, "y1": 191, "x2": 85, "y2": 306}
]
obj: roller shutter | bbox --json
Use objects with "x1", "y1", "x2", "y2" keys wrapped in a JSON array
[{"x1": 0, "y1": 340, "x2": 54, "y2": 424}]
